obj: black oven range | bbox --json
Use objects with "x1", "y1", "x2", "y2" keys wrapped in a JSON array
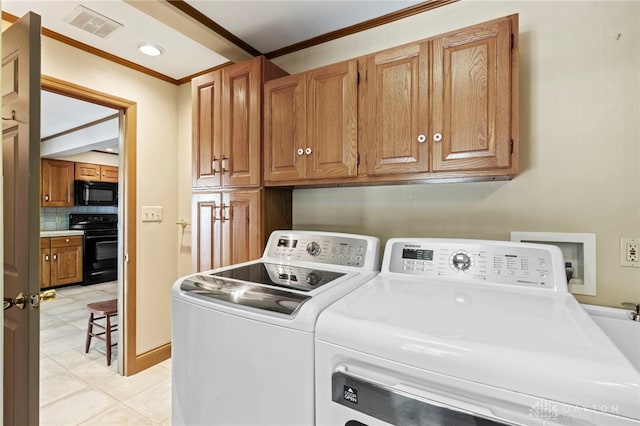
[{"x1": 69, "y1": 214, "x2": 118, "y2": 285}]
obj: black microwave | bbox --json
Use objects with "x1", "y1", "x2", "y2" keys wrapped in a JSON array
[{"x1": 74, "y1": 180, "x2": 118, "y2": 206}]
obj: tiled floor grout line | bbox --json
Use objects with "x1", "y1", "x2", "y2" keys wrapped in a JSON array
[{"x1": 40, "y1": 281, "x2": 172, "y2": 425}]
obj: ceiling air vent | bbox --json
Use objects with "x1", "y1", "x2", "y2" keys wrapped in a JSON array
[{"x1": 64, "y1": 5, "x2": 123, "y2": 39}]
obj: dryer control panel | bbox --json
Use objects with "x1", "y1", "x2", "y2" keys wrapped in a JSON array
[{"x1": 385, "y1": 239, "x2": 564, "y2": 291}]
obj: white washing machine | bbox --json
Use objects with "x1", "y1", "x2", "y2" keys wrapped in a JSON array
[
  {"x1": 172, "y1": 230, "x2": 380, "y2": 426},
  {"x1": 316, "y1": 238, "x2": 640, "y2": 426}
]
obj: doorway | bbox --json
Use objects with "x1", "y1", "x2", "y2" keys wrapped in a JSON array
[{"x1": 40, "y1": 76, "x2": 143, "y2": 376}]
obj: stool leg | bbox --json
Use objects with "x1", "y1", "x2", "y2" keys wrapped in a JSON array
[
  {"x1": 105, "y1": 314, "x2": 112, "y2": 366},
  {"x1": 85, "y1": 313, "x2": 94, "y2": 353}
]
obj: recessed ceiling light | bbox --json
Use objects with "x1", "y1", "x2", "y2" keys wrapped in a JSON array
[{"x1": 138, "y1": 43, "x2": 164, "y2": 57}]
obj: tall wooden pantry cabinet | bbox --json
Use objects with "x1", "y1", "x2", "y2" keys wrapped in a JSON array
[{"x1": 191, "y1": 56, "x2": 292, "y2": 272}]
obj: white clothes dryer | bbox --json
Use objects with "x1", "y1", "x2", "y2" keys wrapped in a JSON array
[
  {"x1": 172, "y1": 230, "x2": 380, "y2": 426},
  {"x1": 315, "y1": 238, "x2": 640, "y2": 425}
]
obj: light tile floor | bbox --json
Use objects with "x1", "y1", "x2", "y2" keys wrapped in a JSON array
[{"x1": 40, "y1": 282, "x2": 172, "y2": 425}]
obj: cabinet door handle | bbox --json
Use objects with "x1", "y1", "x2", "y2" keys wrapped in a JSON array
[
  {"x1": 221, "y1": 204, "x2": 231, "y2": 221},
  {"x1": 44, "y1": 194, "x2": 49, "y2": 202},
  {"x1": 221, "y1": 156, "x2": 229, "y2": 174},
  {"x1": 219, "y1": 203, "x2": 226, "y2": 222},
  {"x1": 44, "y1": 255, "x2": 49, "y2": 262},
  {"x1": 305, "y1": 147, "x2": 312, "y2": 155},
  {"x1": 433, "y1": 133, "x2": 443, "y2": 142},
  {"x1": 52, "y1": 254, "x2": 57, "y2": 261},
  {"x1": 297, "y1": 148, "x2": 304, "y2": 156},
  {"x1": 212, "y1": 158, "x2": 219, "y2": 175},
  {"x1": 211, "y1": 204, "x2": 219, "y2": 222},
  {"x1": 65, "y1": 238, "x2": 70, "y2": 243},
  {"x1": 417, "y1": 134, "x2": 427, "y2": 143}
]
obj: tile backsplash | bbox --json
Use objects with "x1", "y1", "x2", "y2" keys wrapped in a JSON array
[{"x1": 41, "y1": 206, "x2": 118, "y2": 231}]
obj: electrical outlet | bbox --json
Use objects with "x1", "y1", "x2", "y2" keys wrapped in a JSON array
[
  {"x1": 142, "y1": 206, "x2": 163, "y2": 222},
  {"x1": 620, "y1": 238, "x2": 640, "y2": 267}
]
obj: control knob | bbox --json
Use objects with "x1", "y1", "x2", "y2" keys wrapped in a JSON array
[
  {"x1": 306, "y1": 272, "x2": 321, "y2": 286},
  {"x1": 306, "y1": 241, "x2": 321, "y2": 256},
  {"x1": 450, "y1": 251, "x2": 472, "y2": 272}
]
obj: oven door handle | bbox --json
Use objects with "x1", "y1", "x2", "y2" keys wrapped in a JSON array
[{"x1": 84, "y1": 234, "x2": 117, "y2": 241}]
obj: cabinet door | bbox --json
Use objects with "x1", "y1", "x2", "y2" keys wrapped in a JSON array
[
  {"x1": 222, "y1": 191, "x2": 261, "y2": 267},
  {"x1": 50, "y1": 237, "x2": 83, "y2": 285},
  {"x1": 100, "y1": 165, "x2": 119, "y2": 183},
  {"x1": 40, "y1": 238, "x2": 51, "y2": 289},
  {"x1": 306, "y1": 60, "x2": 358, "y2": 179},
  {"x1": 41, "y1": 159, "x2": 74, "y2": 207},
  {"x1": 192, "y1": 70, "x2": 222, "y2": 188},
  {"x1": 362, "y1": 43, "x2": 430, "y2": 176},
  {"x1": 192, "y1": 193, "x2": 222, "y2": 272},
  {"x1": 75, "y1": 162, "x2": 101, "y2": 181},
  {"x1": 431, "y1": 16, "x2": 514, "y2": 172},
  {"x1": 264, "y1": 74, "x2": 306, "y2": 183},
  {"x1": 221, "y1": 58, "x2": 261, "y2": 188}
]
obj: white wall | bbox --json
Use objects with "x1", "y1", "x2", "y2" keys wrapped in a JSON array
[
  {"x1": 56, "y1": 151, "x2": 119, "y2": 167},
  {"x1": 177, "y1": 83, "x2": 193, "y2": 277},
  {"x1": 264, "y1": 1, "x2": 640, "y2": 307},
  {"x1": 39, "y1": 36, "x2": 180, "y2": 353}
]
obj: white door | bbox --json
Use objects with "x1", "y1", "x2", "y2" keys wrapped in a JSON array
[{"x1": 2, "y1": 12, "x2": 42, "y2": 425}]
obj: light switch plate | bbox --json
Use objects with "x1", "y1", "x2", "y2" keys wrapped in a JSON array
[{"x1": 142, "y1": 206, "x2": 163, "y2": 222}]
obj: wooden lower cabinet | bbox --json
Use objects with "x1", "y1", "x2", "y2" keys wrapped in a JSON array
[
  {"x1": 40, "y1": 236, "x2": 83, "y2": 288},
  {"x1": 192, "y1": 188, "x2": 292, "y2": 272}
]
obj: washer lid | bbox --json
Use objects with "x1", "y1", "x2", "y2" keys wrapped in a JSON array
[{"x1": 316, "y1": 275, "x2": 640, "y2": 421}]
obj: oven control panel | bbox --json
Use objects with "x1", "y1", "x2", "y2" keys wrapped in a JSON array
[
  {"x1": 385, "y1": 239, "x2": 564, "y2": 291},
  {"x1": 265, "y1": 232, "x2": 379, "y2": 269}
]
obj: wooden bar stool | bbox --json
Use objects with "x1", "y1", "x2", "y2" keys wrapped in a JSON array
[{"x1": 85, "y1": 299, "x2": 118, "y2": 366}]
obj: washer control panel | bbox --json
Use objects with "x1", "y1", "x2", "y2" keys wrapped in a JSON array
[
  {"x1": 386, "y1": 239, "x2": 561, "y2": 290},
  {"x1": 265, "y1": 232, "x2": 374, "y2": 268}
]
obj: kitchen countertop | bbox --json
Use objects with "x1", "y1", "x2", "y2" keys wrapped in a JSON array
[{"x1": 40, "y1": 230, "x2": 84, "y2": 238}]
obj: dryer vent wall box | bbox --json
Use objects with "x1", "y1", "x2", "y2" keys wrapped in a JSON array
[{"x1": 511, "y1": 232, "x2": 596, "y2": 296}]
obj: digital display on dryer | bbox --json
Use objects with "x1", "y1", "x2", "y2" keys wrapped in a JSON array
[
  {"x1": 402, "y1": 249, "x2": 434, "y2": 261},
  {"x1": 277, "y1": 238, "x2": 298, "y2": 248}
]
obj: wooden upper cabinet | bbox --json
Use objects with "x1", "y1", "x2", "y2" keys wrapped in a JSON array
[
  {"x1": 75, "y1": 162, "x2": 100, "y2": 181},
  {"x1": 99, "y1": 165, "x2": 118, "y2": 182},
  {"x1": 431, "y1": 15, "x2": 516, "y2": 173},
  {"x1": 41, "y1": 159, "x2": 74, "y2": 207},
  {"x1": 222, "y1": 59, "x2": 261, "y2": 188},
  {"x1": 306, "y1": 60, "x2": 358, "y2": 179},
  {"x1": 263, "y1": 60, "x2": 358, "y2": 184},
  {"x1": 192, "y1": 69, "x2": 222, "y2": 189},
  {"x1": 264, "y1": 74, "x2": 306, "y2": 182},
  {"x1": 361, "y1": 42, "x2": 430, "y2": 176},
  {"x1": 192, "y1": 56, "x2": 287, "y2": 190},
  {"x1": 75, "y1": 162, "x2": 118, "y2": 182}
]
